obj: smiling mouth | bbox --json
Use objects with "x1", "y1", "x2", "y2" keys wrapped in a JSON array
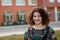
[{"x1": 35, "y1": 20, "x2": 40, "y2": 22}]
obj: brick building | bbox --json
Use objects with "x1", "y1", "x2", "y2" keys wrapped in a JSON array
[{"x1": 0, "y1": 0, "x2": 60, "y2": 26}]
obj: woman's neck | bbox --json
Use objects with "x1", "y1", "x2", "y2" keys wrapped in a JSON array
[
  {"x1": 32, "y1": 24, "x2": 46, "y2": 30},
  {"x1": 35, "y1": 24, "x2": 43, "y2": 27}
]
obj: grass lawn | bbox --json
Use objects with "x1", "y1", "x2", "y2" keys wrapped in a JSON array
[
  {"x1": 55, "y1": 30, "x2": 60, "y2": 40},
  {"x1": 0, "y1": 30, "x2": 60, "y2": 40}
]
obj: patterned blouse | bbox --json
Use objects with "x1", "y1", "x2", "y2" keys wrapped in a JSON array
[{"x1": 24, "y1": 26, "x2": 57, "y2": 40}]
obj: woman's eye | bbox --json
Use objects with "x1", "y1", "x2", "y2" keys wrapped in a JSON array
[
  {"x1": 33, "y1": 15, "x2": 41, "y2": 17},
  {"x1": 38, "y1": 15, "x2": 41, "y2": 17},
  {"x1": 33, "y1": 16, "x2": 36, "y2": 17}
]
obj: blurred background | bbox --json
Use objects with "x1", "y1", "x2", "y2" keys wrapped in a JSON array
[{"x1": 0, "y1": 0, "x2": 60, "y2": 40}]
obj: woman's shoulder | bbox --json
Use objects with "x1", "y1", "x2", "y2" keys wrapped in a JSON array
[
  {"x1": 25, "y1": 26, "x2": 33, "y2": 32},
  {"x1": 47, "y1": 26, "x2": 55, "y2": 33}
]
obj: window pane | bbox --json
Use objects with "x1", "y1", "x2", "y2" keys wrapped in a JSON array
[
  {"x1": 18, "y1": 11, "x2": 25, "y2": 20},
  {"x1": 31, "y1": 0, "x2": 36, "y2": 4},
  {"x1": 57, "y1": 12, "x2": 60, "y2": 17},
  {"x1": 16, "y1": 0, "x2": 25, "y2": 6},
  {"x1": 29, "y1": 0, "x2": 37, "y2": 5},
  {"x1": 49, "y1": 0, "x2": 54, "y2": 2},
  {"x1": 2, "y1": 0, "x2": 12, "y2": 6},
  {"x1": 57, "y1": 0, "x2": 60, "y2": 3},
  {"x1": 3, "y1": 11, "x2": 13, "y2": 22}
]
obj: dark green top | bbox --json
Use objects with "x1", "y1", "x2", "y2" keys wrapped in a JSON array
[{"x1": 24, "y1": 26, "x2": 57, "y2": 40}]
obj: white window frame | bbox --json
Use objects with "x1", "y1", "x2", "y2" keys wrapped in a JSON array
[
  {"x1": 2, "y1": 0, "x2": 12, "y2": 6},
  {"x1": 28, "y1": 0, "x2": 37, "y2": 6},
  {"x1": 49, "y1": 0, "x2": 54, "y2": 3},
  {"x1": 16, "y1": 0, "x2": 25, "y2": 6},
  {"x1": 57, "y1": 0, "x2": 60, "y2": 3},
  {"x1": 4, "y1": 11, "x2": 13, "y2": 22},
  {"x1": 18, "y1": 11, "x2": 25, "y2": 20}
]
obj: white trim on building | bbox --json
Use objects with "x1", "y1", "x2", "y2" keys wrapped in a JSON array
[{"x1": 55, "y1": 7, "x2": 58, "y2": 22}]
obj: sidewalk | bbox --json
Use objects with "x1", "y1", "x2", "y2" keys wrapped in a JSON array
[
  {"x1": 49, "y1": 22, "x2": 60, "y2": 30},
  {"x1": 0, "y1": 25, "x2": 29, "y2": 37}
]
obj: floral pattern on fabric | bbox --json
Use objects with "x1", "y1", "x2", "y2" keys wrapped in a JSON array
[{"x1": 24, "y1": 26, "x2": 57, "y2": 40}]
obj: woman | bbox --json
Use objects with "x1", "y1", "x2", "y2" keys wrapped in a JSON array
[{"x1": 24, "y1": 8, "x2": 57, "y2": 40}]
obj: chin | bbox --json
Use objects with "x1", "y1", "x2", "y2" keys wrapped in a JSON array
[{"x1": 35, "y1": 22, "x2": 41, "y2": 24}]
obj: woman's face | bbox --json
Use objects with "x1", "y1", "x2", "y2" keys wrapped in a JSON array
[{"x1": 33, "y1": 12, "x2": 42, "y2": 25}]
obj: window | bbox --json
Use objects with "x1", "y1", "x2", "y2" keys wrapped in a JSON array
[
  {"x1": 57, "y1": 12, "x2": 60, "y2": 17},
  {"x1": 3, "y1": 11, "x2": 13, "y2": 22},
  {"x1": 3, "y1": 11, "x2": 13, "y2": 25},
  {"x1": 49, "y1": 0, "x2": 54, "y2": 3},
  {"x1": 2, "y1": 0, "x2": 12, "y2": 6},
  {"x1": 16, "y1": 0, "x2": 25, "y2": 6},
  {"x1": 28, "y1": 0, "x2": 37, "y2": 6},
  {"x1": 57, "y1": 0, "x2": 60, "y2": 3},
  {"x1": 17, "y1": 10, "x2": 26, "y2": 24},
  {"x1": 18, "y1": 10, "x2": 25, "y2": 20},
  {"x1": 57, "y1": 11, "x2": 60, "y2": 21}
]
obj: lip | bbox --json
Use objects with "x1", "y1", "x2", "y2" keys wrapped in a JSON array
[{"x1": 35, "y1": 20, "x2": 40, "y2": 22}]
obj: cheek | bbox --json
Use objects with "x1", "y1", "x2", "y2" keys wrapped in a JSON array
[
  {"x1": 39, "y1": 18, "x2": 42, "y2": 22},
  {"x1": 33, "y1": 17, "x2": 35, "y2": 20},
  {"x1": 39, "y1": 17, "x2": 42, "y2": 20}
]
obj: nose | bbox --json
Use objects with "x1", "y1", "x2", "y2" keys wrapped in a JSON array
[{"x1": 35, "y1": 16, "x2": 38, "y2": 19}]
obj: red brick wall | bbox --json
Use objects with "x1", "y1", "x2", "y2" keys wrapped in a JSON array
[
  {"x1": 0, "y1": 0, "x2": 38, "y2": 25},
  {"x1": 0, "y1": 0, "x2": 60, "y2": 25}
]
